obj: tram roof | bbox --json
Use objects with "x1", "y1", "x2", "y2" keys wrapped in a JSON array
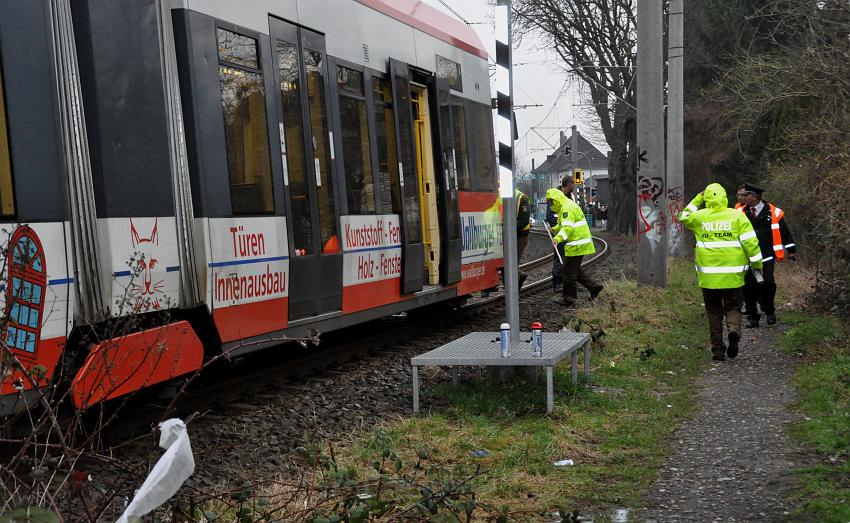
[{"x1": 355, "y1": 0, "x2": 489, "y2": 60}]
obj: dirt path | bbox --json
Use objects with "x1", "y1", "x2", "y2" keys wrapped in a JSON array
[{"x1": 640, "y1": 322, "x2": 801, "y2": 522}]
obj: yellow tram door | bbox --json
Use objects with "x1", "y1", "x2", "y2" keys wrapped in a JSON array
[{"x1": 411, "y1": 84, "x2": 441, "y2": 285}]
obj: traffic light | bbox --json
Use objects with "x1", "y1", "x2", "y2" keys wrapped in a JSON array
[
  {"x1": 563, "y1": 145, "x2": 571, "y2": 156},
  {"x1": 573, "y1": 168, "x2": 584, "y2": 185}
]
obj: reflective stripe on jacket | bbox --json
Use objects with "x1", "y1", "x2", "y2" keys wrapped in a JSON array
[
  {"x1": 545, "y1": 188, "x2": 595, "y2": 257},
  {"x1": 734, "y1": 202, "x2": 788, "y2": 261},
  {"x1": 680, "y1": 184, "x2": 763, "y2": 289}
]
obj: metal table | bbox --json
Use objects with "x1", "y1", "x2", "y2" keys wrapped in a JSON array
[{"x1": 410, "y1": 331, "x2": 591, "y2": 414}]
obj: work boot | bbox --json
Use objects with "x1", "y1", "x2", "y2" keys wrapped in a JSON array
[
  {"x1": 712, "y1": 349, "x2": 726, "y2": 362},
  {"x1": 518, "y1": 272, "x2": 528, "y2": 289},
  {"x1": 766, "y1": 313, "x2": 777, "y2": 325},
  {"x1": 558, "y1": 296, "x2": 577, "y2": 309},
  {"x1": 589, "y1": 285, "x2": 604, "y2": 301},
  {"x1": 727, "y1": 331, "x2": 740, "y2": 359},
  {"x1": 745, "y1": 317, "x2": 760, "y2": 328}
]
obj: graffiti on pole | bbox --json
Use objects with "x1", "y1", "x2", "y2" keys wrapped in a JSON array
[
  {"x1": 667, "y1": 185, "x2": 685, "y2": 256},
  {"x1": 636, "y1": 147, "x2": 667, "y2": 257}
]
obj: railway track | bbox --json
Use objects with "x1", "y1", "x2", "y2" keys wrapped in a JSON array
[
  {"x1": 473, "y1": 229, "x2": 609, "y2": 303},
  {"x1": 105, "y1": 232, "x2": 609, "y2": 439}
]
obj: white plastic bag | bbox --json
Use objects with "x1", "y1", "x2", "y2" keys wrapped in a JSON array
[{"x1": 116, "y1": 418, "x2": 195, "y2": 523}]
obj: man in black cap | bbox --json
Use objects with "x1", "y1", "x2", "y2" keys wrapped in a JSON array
[{"x1": 735, "y1": 183, "x2": 797, "y2": 326}]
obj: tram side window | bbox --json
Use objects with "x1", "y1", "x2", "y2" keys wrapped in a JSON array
[
  {"x1": 0, "y1": 59, "x2": 15, "y2": 217},
  {"x1": 217, "y1": 28, "x2": 274, "y2": 215},
  {"x1": 303, "y1": 49, "x2": 338, "y2": 252},
  {"x1": 438, "y1": 104, "x2": 459, "y2": 191},
  {"x1": 465, "y1": 101, "x2": 497, "y2": 192},
  {"x1": 440, "y1": 96, "x2": 476, "y2": 191},
  {"x1": 452, "y1": 100, "x2": 476, "y2": 191},
  {"x1": 337, "y1": 66, "x2": 375, "y2": 214},
  {"x1": 277, "y1": 39, "x2": 314, "y2": 254},
  {"x1": 373, "y1": 78, "x2": 400, "y2": 214}
]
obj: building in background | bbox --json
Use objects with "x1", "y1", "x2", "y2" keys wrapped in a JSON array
[{"x1": 528, "y1": 128, "x2": 610, "y2": 219}]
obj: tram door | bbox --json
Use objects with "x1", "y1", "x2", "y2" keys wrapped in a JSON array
[
  {"x1": 411, "y1": 84, "x2": 441, "y2": 285},
  {"x1": 431, "y1": 77, "x2": 463, "y2": 284},
  {"x1": 389, "y1": 59, "x2": 424, "y2": 294},
  {"x1": 270, "y1": 17, "x2": 342, "y2": 320}
]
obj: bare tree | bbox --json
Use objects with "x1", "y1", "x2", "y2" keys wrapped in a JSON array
[
  {"x1": 513, "y1": 0, "x2": 638, "y2": 233},
  {"x1": 710, "y1": 0, "x2": 850, "y2": 310}
]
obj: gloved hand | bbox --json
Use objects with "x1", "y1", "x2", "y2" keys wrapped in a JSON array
[{"x1": 790, "y1": 255, "x2": 797, "y2": 262}]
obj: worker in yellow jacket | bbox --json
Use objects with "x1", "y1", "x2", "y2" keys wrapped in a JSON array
[
  {"x1": 545, "y1": 175, "x2": 603, "y2": 307},
  {"x1": 679, "y1": 183, "x2": 764, "y2": 361}
]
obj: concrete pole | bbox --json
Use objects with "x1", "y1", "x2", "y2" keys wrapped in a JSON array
[
  {"x1": 666, "y1": 0, "x2": 685, "y2": 257},
  {"x1": 636, "y1": 0, "x2": 667, "y2": 287}
]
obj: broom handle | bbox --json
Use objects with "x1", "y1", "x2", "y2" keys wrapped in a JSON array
[{"x1": 544, "y1": 222, "x2": 564, "y2": 265}]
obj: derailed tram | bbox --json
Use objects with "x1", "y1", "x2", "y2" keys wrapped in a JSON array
[{"x1": 0, "y1": 0, "x2": 503, "y2": 414}]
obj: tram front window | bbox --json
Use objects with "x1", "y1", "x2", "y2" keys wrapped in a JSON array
[{"x1": 466, "y1": 102, "x2": 497, "y2": 192}]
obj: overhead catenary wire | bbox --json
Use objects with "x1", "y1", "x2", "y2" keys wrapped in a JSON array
[
  {"x1": 436, "y1": 0, "x2": 472, "y2": 25},
  {"x1": 515, "y1": 78, "x2": 569, "y2": 143}
]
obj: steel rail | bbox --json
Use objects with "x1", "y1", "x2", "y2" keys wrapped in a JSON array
[
  {"x1": 99, "y1": 233, "x2": 610, "y2": 439},
  {"x1": 469, "y1": 234, "x2": 608, "y2": 308}
]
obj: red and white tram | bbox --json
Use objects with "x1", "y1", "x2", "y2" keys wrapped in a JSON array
[{"x1": 0, "y1": 0, "x2": 503, "y2": 413}]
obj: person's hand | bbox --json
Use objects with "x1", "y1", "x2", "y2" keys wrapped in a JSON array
[
  {"x1": 790, "y1": 255, "x2": 797, "y2": 262},
  {"x1": 552, "y1": 238, "x2": 558, "y2": 247}
]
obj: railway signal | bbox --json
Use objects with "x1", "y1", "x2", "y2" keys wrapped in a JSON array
[
  {"x1": 573, "y1": 168, "x2": 584, "y2": 185},
  {"x1": 495, "y1": 0, "x2": 520, "y2": 340}
]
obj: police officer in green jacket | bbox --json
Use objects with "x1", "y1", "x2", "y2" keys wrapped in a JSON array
[
  {"x1": 546, "y1": 175, "x2": 603, "y2": 307},
  {"x1": 679, "y1": 183, "x2": 764, "y2": 361}
]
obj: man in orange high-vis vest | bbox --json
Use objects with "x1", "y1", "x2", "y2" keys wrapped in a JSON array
[{"x1": 735, "y1": 183, "x2": 797, "y2": 327}]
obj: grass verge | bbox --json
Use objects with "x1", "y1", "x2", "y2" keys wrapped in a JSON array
[
  {"x1": 780, "y1": 310, "x2": 850, "y2": 522},
  {"x1": 329, "y1": 260, "x2": 710, "y2": 520}
]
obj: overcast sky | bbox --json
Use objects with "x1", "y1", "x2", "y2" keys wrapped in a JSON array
[{"x1": 420, "y1": 0, "x2": 609, "y2": 171}]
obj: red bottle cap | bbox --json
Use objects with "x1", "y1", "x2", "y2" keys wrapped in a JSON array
[{"x1": 531, "y1": 322, "x2": 543, "y2": 329}]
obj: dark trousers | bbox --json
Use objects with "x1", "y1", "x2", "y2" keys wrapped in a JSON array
[
  {"x1": 562, "y1": 255, "x2": 601, "y2": 305},
  {"x1": 552, "y1": 241, "x2": 566, "y2": 291},
  {"x1": 517, "y1": 233, "x2": 529, "y2": 260},
  {"x1": 702, "y1": 287, "x2": 743, "y2": 355},
  {"x1": 744, "y1": 261, "x2": 776, "y2": 319}
]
